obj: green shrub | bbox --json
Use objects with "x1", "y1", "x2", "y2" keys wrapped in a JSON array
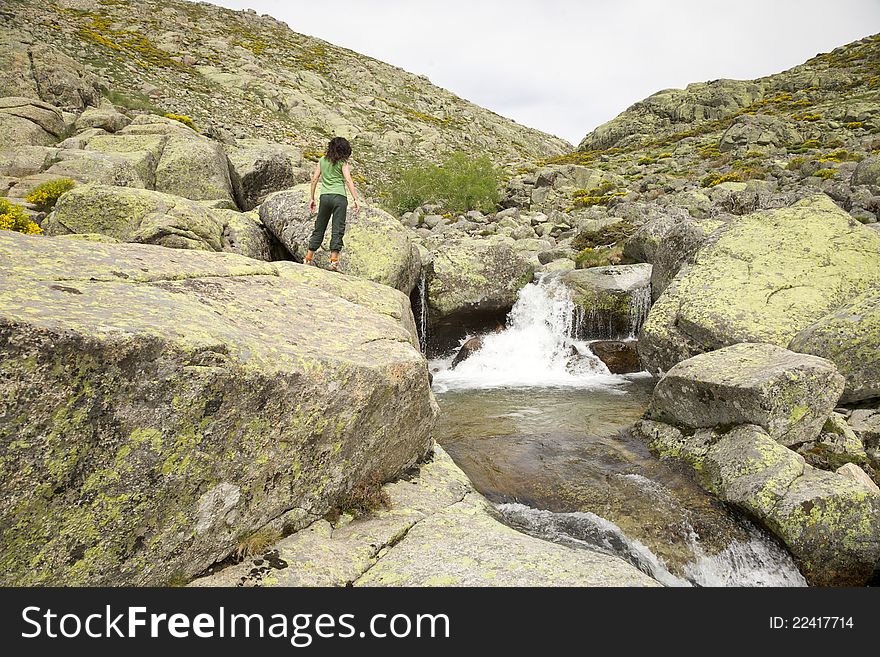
[
  {"x1": 0, "y1": 198, "x2": 42, "y2": 235},
  {"x1": 787, "y1": 157, "x2": 808, "y2": 170},
  {"x1": 25, "y1": 178, "x2": 76, "y2": 212},
  {"x1": 164, "y1": 113, "x2": 197, "y2": 131},
  {"x1": 701, "y1": 172, "x2": 743, "y2": 188},
  {"x1": 575, "y1": 245, "x2": 624, "y2": 268},
  {"x1": 814, "y1": 168, "x2": 837, "y2": 180},
  {"x1": 385, "y1": 152, "x2": 500, "y2": 214},
  {"x1": 637, "y1": 156, "x2": 656, "y2": 165},
  {"x1": 572, "y1": 220, "x2": 636, "y2": 251}
]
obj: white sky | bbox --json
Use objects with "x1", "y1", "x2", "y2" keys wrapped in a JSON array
[{"x1": 206, "y1": 0, "x2": 880, "y2": 145}]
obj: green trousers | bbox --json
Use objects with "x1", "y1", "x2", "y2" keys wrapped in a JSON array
[{"x1": 308, "y1": 193, "x2": 347, "y2": 252}]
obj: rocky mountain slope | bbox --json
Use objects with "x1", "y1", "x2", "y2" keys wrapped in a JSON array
[{"x1": 0, "y1": 0, "x2": 567, "y2": 191}]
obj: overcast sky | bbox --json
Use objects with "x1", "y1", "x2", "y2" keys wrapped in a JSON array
[{"x1": 208, "y1": 0, "x2": 880, "y2": 145}]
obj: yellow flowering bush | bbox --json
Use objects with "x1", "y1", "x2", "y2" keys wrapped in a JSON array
[
  {"x1": 25, "y1": 178, "x2": 76, "y2": 212},
  {"x1": 0, "y1": 198, "x2": 43, "y2": 235}
]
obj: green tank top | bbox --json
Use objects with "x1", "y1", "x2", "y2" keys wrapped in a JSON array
[{"x1": 319, "y1": 156, "x2": 347, "y2": 196}]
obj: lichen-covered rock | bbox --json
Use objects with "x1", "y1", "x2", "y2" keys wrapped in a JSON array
[
  {"x1": 767, "y1": 467, "x2": 880, "y2": 586},
  {"x1": 795, "y1": 414, "x2": 869, "y2": 472},
  {"x1": 0, "y1": 231, "x2": 435, "y2": 585},
  {"x1": 789, "y1": 286, "x2": 880, "y2": 403},
  {"x1": 560, "y1": 264, "x2": 652, "y2": 340},
  {"x1": 428, "y1": 234, "x2": 534, "y2": 320},
  {"x1": 215, "y1": 209, "x2": 282, "y2": 261},
  {"x1": 226, "y1": 139, "x2": 307, "y2": 211},
  {"x1": 852, "y1": 155, "x2": 880, "y2": 192},
  {"x1": 649, "y1": 215, "x2": 725, "y2": 301},
  {"x1": 639, "y1": 195, "x2": 880, "y2": 374},
  {"x1": 719, "y1": 113, "x2": 803, "y2": 153},
  {"x1": 260, "y1": 186, "x2": 421, "y2": 293},
  {"x1": 644, "y1": 421, "x2": 880, "y2": 586},
  {"x1": 699, "y1": 425, "x2": 806, "y2": 518},
  {"x1": 154, "y1": 134, "x2": 236, "y2": 205},
  {"x1": 0, "y1": 41, "x2": 102, "y2": 111},
  {"x1": 75, "y1": 101, "x2": 131, "y2": 133},
  {"x1": 647, "y1": 343, "x2": 845, "y2": 448},
  {"x1": 0, "y1": 96, "x2": 65, "y2": 147},
  {"x1": 44, "y1": 183, "x2": 226, "y2": 251}
]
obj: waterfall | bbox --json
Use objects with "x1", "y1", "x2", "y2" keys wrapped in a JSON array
[
  {"x1": 431, "y1": 275, "x2": 618, "y2": 390},
  {"x1": 497, "y1": 502, "x2": 806, "y2": 587},
  {"x1": 416, "y1": 271, "x2": 428, "y2": 354},
  {"x1": 627, "y1": 284, "x2": 651, "y2": 338}
]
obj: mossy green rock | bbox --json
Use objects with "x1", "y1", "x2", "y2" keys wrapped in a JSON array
[
  {"x1": 0, "y1": 231, "x2": 435, "y2": 585},
  {"x1": 789, "y1": 286, "x2": 880, "y2": 403},
  {"x1": 639, "y1": 195, "x2": 880, "y2": 374},
  {"x1": 428, "y1": 234, "x2": 535, "y2": 319},
  {"x1": 648, "y1": 343, "x2": 844, "y2": 447},
  {"x1": 44, "y1": 183, "x2": 226, "y2": 251},
  {"x1": 260, "y1": 187, "x2": 421, "y2": 293},
  {"x1": 560, "y1": 264, "x2": 652, "y2": 339}
]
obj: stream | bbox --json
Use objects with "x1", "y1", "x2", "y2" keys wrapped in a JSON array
[{"x1": 429, "y1": 275, "x2": 806, "y2": 587}]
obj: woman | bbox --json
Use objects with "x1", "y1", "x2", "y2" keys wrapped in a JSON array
[{"x1": 305, "y1": 136, "x2": 360, "y2": 270}]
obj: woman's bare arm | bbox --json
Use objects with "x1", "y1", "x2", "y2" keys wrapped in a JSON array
[
  {"x1": 342, "y1": 162, "x2": 360, "y2": 212},
  {"x1": 309, "y1": 161, "x2": 321, "y2": 212}
]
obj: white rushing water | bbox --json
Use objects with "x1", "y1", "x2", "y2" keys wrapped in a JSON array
[
  {"x1": 416, "y1": 271, "x2": 428, "y2": 354},
  {"x1": 497, "y1": 502, "x2": 807, "y2": 588},
  {"x1": 432, "y1": 275, "x2": 626, "y2": 390}
]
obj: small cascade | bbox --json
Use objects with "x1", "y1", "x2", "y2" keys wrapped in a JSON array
[
  {"x1": 416, "y1": 271, "x2": 428, "y2": 353},
  {"x1": 627, "y1": 284, "x2": 651, "y2": 338},
  {"x1": 431, "y1": 275, "x2": 616, "y2": 389},
  {"x1": 497, "y1": 502, "x2": 806, "y2": 587}
]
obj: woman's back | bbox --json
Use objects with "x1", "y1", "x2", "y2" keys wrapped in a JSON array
[{"x1": 319, "y1": 156, "x2": 346, "y2": 196}]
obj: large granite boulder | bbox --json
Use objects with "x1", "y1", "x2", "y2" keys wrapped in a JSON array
[
  {"x1": 852, "y1": 155, "x2": 880, "y2": 192},
  {"x1": 0, "y1": 231, "x2": 435, "y2": 585},
  {"x1": 639, "y1": 195, "x2": 880, "y2": 374},
  {"x1": 649, "y1": 215, "x2": 725, "y2": 301},
  {"x1": 428, "y1": 234, "x2": 534, "y2": 320},
  {"x1": 154, "y1": 133, "x2": 236, "y2": 205},
  {"x1": 226, "y1": 139, "x2": 309, "y2": 211},
  {"x1": 44, "y1": 183, "x2": 226, "y2": 251},
  {"x1": 260, "y1": 186, "x2": 421, "y2": 293},
  {"x1": 560, "y1": 264, "x2": 652, "y2": 340},
  {"x1": 647, "y1": 343, "x2": 844, "y2": 448},
  {"x1": 789, "y1": 286, "x2": 880, "y2": 404},
  {"x1": 0, "y1": 97, "x2": 66, "y2": 147}
]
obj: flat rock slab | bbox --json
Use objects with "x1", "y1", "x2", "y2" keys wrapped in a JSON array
[
  {"x1": 190, "y1": 445, "x2": 659, "y2": 588},
  {"x1": 648, "y1": 343, "x2": 844, "y2": 447}
]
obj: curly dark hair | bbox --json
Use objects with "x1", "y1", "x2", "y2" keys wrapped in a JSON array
[{"x1": 325, "y1": 136, "x2": 352, "y2": 164}]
